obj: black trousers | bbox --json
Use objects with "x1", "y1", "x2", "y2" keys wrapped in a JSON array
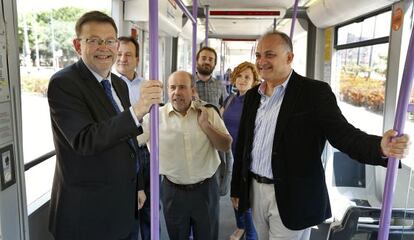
[{"x1": 161, "y1": 176, "x2": 219, "y2": 240}]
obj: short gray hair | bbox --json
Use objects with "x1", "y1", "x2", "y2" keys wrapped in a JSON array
[{"x1": 260, "y1": 30, "x2": 293, "y2": 52}]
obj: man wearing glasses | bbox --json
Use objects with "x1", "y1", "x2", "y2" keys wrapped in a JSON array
[{"x1": 47, "y1": 11, "x2": 163, "y2": 240}]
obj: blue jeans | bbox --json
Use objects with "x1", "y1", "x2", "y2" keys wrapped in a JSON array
[{"x1": 234, "y1": 208, "x2": 257, "y2": 240}]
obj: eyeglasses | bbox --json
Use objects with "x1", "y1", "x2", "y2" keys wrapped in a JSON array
[{"x1": 79, "y1": 38, "x2": 118, "y2": 47}]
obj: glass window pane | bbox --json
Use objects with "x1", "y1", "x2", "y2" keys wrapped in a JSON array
[
  {"x1": 208, "y1": 38, "x2": 223, "y2": 78},
  {"x1": 374, "y1": 11, "x2": 391, "y2": 38},
  {"x1": 405, "y1": 90, "x2": 414, "y2": 167},
  {"x1": 335, "y1": 43, "x2": 388, "y2": 134},
  {"x1": 143, "y1": 32, "x2": 150, "y2": 79},
  {"x1": 17, "y1": 0, "x2": 111, "y2": 207},
  {"x1": 337, "y1": 11, "x2": 391, "y2": 45},
  {"x1": 177, "y1": 37, "x2": 192, "y2": 72},
  {"x1": 337, "y1": 22, "x2": 362, "y2": 45},
  {"x1": 361, "y1": 16, "x2": 376, "y2": 41}
]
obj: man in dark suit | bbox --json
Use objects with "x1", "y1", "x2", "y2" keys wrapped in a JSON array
[
  {"x1": 230, "y1": 31, "x2": 410, "y2": 240},
  {"x1": 47, "y1": 11, "x2": 162, "y2": 240}
]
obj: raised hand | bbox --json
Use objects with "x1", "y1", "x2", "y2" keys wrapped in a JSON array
[{"x1": 133, "y1": 80, "x2": 163, "y2": 120}]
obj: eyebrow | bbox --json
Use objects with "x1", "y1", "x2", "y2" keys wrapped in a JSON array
[
  {"x1": 169, "y1": 84, "x2": 189, "y2": 87},
  {"x1": 256, "y1": 50, "x2": 276, "y2": 54}
]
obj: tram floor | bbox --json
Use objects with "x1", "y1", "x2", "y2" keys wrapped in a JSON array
[
  {"x1": 150, "y1": 193, "x2": 238, "y2": 240},
  {"x1": 152, "y1": 193, "x2": 331, "y2": 240}
]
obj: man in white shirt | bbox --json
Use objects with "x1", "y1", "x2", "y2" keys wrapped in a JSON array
[
  {"x1": 231, "y1": 30, "x2": 411, "y2": 240},
  {"x1": 115, "y1": 36, "x2": 150, "y2": 240},
  {"x1": 138, "y1": 71, "x2": 232, "y2": 240}
]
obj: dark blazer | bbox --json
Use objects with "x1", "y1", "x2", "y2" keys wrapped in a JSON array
[
  {"x1": 48, "y1": 59, "x2": 142, "y2": 240},
  {"x1": 231, "y1": 71, "x2": 387, "y2": 230}
]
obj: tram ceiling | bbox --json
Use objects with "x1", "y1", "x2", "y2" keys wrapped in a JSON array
[
  {"x1": 197, "y1": 0, "x2": 298, "y2": 9},
  {"x1": 180, "y1": 0, "x2": 400, "y2": 38},
  {"x1": 182, "y1": 0, "x2": 310, "y2": 39},
  {"x1": 206, "y1": 18, "x2": 276, "y2": 39}
]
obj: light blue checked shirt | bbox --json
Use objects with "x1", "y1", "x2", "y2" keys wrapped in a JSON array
[
  {"x1": 250, "y1": 70, "x2": 292, "y2": 179},
  {"x1": 194, "y1": 75, "x2": 228, "y2": 108}
]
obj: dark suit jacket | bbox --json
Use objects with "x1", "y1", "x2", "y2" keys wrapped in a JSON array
[
  {"x1": 47, "y1": 59, "x2": 143, "y2": 240},
  {"x1": 230, "y1": 71, "x2": 387, "y2": 230}
]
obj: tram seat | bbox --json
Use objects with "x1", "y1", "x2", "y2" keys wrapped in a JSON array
[{"x1": 326, "y1": 206, "x2": 414, "y2": 240}]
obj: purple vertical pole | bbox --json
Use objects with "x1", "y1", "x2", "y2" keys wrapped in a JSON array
[
  {"x1": 192, "y1": 0, "x2": 198, "y2": 75},
  {"x1": 175, "y1": 0, "x2": 196, "y2": 23},
  {"x1": 220, "y1": 41, "x2": 224, "y2": 79},
  {"x1": 189, "y1": 2, "x2": 198, "y2": 238},
  {"x1": 377, "y1": 24, "x2": 414, "y2": 240},
  {"x1": 149, "y1": 0, "x2": 160, "y2": 240},
  {"x1": 205, "y1": 5, "x2": 209, "y2": 47},
  {"x1": 289, "y1": 0, "x2": 300, "y2": 39}
]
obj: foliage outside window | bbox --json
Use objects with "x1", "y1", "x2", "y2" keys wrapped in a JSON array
[
  {"x1": 18, "y1": 2, "x2": 111, "y2": 209},
  {"x1": 337, "y1": 44, "x2": 388, "y2": 114},
  {"x1": 336, "y1": 11, "x2": 392, "y2": 117},
  {"x1": 18, "y1": 7, "x2": 109, "y2": 95}
]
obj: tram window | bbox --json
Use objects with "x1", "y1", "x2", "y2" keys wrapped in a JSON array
[
  {"x1": 334, "y1": 10, "x2": 391, "y2": 135},
  {"x1": 207, "y1": 38, "x2": 223, "y2": 78},
  {"x1": 405, "y1": 91, "x2": 414, "y2": 167},
  {"x1": 292, "y1": 30, "x2": 307, "y2": 76},
  {"x1": 142, "y1": 32, "x2": 166, "y2": 81},
  {"x1": 142, "y1": 32, "x2": 150, "y2": 79},
  {"x1": 337, "y1": 11, "x2": 391, "y2": 45},
  {"x1": 177, "y1": 37, "x2": 192, "y2": 72},
  {"x1": 223, "y1": 41, "x2": 256, "y2": 70},
  {"x1": 335, "y1": 43, "x2": 388, "y2": 134},
  {"x1": 16, "y1": 0, "x2": 111, "y2": 208}
]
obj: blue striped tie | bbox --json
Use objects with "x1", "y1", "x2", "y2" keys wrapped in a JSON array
[{"x1": 101, "y1": 79, "x2": 139, "y2": 172}]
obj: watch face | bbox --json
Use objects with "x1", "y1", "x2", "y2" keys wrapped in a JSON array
[{"x1": 193, "y1": 98, "x2": 207, "y2": 110}]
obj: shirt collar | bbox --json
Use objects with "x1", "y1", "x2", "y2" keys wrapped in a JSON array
[
  {"x1": 85, "y1": 65, "x2": 111, "y2": 84},
  {"x1": 166, "y1": 101, "x2": 197, "y2": 116},
  {"x1": 258, "y1": 69, "x2": 293, "y2": 96},
  {"x1": 114, "y1": 70, "x2": 143, "y2": 83},
  {"x1": 195, "y1": 73, "x2": 213, "y2": 83}
]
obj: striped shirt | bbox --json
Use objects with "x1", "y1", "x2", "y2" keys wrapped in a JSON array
[{"x1": 250, "y1": 71, "x2": 292, "y2": 179}]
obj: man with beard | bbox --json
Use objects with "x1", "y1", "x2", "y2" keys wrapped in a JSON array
[
  {"x1": 195, "y1": 47, "x2": 233, "y2": 238},
  {"x1": 195, "y1": 47, "x2": 228, "y2": 108}
]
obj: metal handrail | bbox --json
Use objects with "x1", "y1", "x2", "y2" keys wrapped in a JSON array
[{"x1": 24, "y1": 150, "x2": 56, "y2": 171}]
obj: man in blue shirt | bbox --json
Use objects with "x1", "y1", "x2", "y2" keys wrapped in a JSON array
[
  {"x1": 231, "y1": 30, "x2": 411, "y2": 240},
  {"x1": 115, "y1": 36, "x2": 151, "y2": 240}
]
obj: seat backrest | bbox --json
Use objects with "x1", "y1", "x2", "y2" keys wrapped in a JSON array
[{"x1": 326, "y1": 206, "x2": 414, "y2": 240}]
